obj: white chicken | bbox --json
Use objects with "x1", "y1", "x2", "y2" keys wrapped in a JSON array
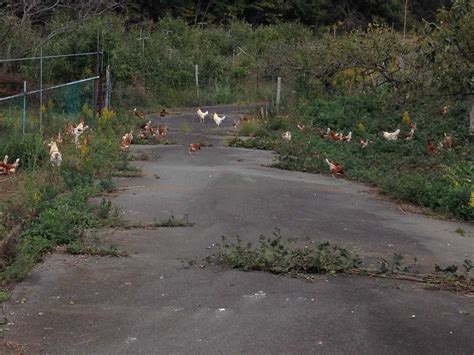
[
  {"x1": 282, "y1": 131, "x2": 292, "y2": 141},
  {"x1": 73, "y1": 120, "x2": 89, "y2": 147},
  {"x1": 382, "y1": 128, "x2": 400, "y2": 141},
  {"x1": 197, "y1": 108, "x2": 208, "y2": 124},
  {"x1": 48, "y1": 140, "x2": 62, "y2": 167},
  {"x1": 212, "y1": 112, "x2": 226, "y2": 128},
  {"x1": 341, "y1": 131, "x2": 352, "y2": 142}
]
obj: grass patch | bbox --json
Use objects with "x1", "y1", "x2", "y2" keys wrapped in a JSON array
[
  {"x1": 111, "y1": 157, "x2": 142, "y2": 177},
  {"x1": 111, "y1": 169, "x2": 142, "y2": 178},
  {"x1": 0, "y1": 291, "x2": 10, "y2": 302},
  {"x1": 0, "y1": 108, "x2": 138, "y2": 284},
  {"x1": 154, "y1": 215, "x2": 194, "y2": 227},
  {"x1": 240, "y1": 94, "x2": 474, "y2": 221},
  {"x1": 113, "y1": 215, "x2": 194, "y2": 229},
  {"x1": 66, "y1": 242, "x2": 127, "y2": 257},
  {"x1": 130, "y1": 153, "x2": 149, "y2": 161},
  {"x1": 227, "y1": 137, "x2": 277, "y2": 150},
  {"x1": 179, "y1": 122, "x2": 193, "y2": 134},
  {"x1": 204, "y1": 232, "x2": 473, "y2": 293},
  {"x1": 206, "y1": 232, "x2": 361, "y2": 275}
]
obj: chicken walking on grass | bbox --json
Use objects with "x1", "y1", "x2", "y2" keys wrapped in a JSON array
[
  {"x1": 48, "y1": 139, "x2": 62, "y2": 167},
  {"x1": 382, "y1": 128, "x2": 400, "y2": 141},
  {"x1": 427, "y1": 137, "x2": 439, "y2": 156},
  {"x1": 133, "y1": 108, "x2": 146, "y2": 119},
  {"x1": 282, "y1": 131, "x2": 292, "y2": 141},
  {"x1": 325, "y1": 158, "x2": 346, "y2": 177},
  {"x1": 121, "y1": 131, "x2": 133, "y2": 152},
  {"x1": 0, "y1": 156, "x2": 20, "y2": 175},
  {"x1": 441, "y1": 133, "x2": 454, "y2": 150}
]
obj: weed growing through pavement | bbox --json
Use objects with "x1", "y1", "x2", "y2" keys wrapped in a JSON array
[
  {"x1": 66, "y1": 241, "x2": 127, "y2": 257},
  {"x1": 130, "y1": 153, "x2": 149, "y2": 161},
  {"x1": 154, "y1": 215, "x2": 194, "y2": 227},
  {"x1": 112, "y1": 215, "x2": 195, "y2": 229},
  {"x1": 204, "y1": 230, "x2": 473, "y2": 294},
  {"x1": 206, "y1": 229, "x2": 361, "y2": 275},
  {"x1": 227, "y1": 137, "x2": 277, "y2": 150},
  {"x1": 179, "y1": 122, "x2": 193, "y2": 134},
  {"x1": 0, "y1": 291, "x2": 9, "y2": 302},
  {"x1": 112, "y1": 155, "x2": 142, "y2": 177}
]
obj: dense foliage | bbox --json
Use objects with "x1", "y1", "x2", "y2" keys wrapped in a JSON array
[{"x1": 0, "y1": 0, "x2": 472, "y2": 229}]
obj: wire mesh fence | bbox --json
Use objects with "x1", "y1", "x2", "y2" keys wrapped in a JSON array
[{"x1": 0, "y1": 49, "x2": 104, "y2": 138}]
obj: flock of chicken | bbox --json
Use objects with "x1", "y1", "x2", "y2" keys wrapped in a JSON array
[
  {"x1": 0, "y1": 117, "x2": 90, "y2": 176},
  {"x1": 123, "y1": 107, "x2": 228, "y2": 155},
  {"x1": 281, "y1": 112, "x2": 454, "y2": 177},
  {"x1": 196, "y1": 108, "x2": 226, "y2": 127}
]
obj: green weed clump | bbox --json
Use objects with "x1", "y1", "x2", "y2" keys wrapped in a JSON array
[
  {"x1": 206, "y1": 233, "x2": 361, "y2": 275},
  {"x1": 227, "y1": 137, "x2": 277, "y2": 150}
]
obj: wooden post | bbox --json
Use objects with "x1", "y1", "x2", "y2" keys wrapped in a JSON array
[
  {"x1": 105, "y1": 65, "x2": 111, "y2": 110},
  {"x1": 470, "y1": 95, "x2": 474, "y2": 135},
  {"x1": 195, "y1": 64, "x2": 199, "y2": 101},
  {"x1": 276, "y1": 77, "x2": 281, "y2": 114},
  {"x1": 93, "y1": 29, "x2": 100, "y2": 123},
  {"x1": 22, "y1": 81, "x2": 26, "y2": 135},
  {"x1": 403, "y1": 0, "x2": 408, "y2": 39},
  {"x1": 39, "y1": 46, "x2": 43, "y2": 133}
]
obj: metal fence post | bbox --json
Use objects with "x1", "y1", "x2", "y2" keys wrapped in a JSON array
[
  {"x1": 22, "y1": 81, "x2": 27, "y2": 135},
  {"x1": 93, "y1": 29, "x2": 100, "y2": 123},
  {"x1": 195, "y1": 64, "x2": 199, "y2": 101},
  {"x1": 39, "y1": 46, "x2": 43, "y2": 133},
  {"x1": 276, "y1": 77, "x2": 281, "y2": 114},
  {"x1": 105, "y1": 64, "x2": 111, "y2": 110}
]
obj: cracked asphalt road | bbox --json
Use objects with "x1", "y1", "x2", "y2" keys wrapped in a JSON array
[{"x1": 2, "y1": 105, "x2": 473, "y2": 354}]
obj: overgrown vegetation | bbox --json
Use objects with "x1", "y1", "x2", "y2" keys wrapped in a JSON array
[
  {"x1": 0, "y1": 0, "x2": 472, "y2": 291},
  {"x1": 0, "y1": 106, "x2": 137, "y2": 285},
  {"x1": 110, "y1": 215, "x2": 194, "y2": 229},
  {"x1": 232, "y1": 94, "x2": 473, "y2": 220},
  {"x1": 206, "y1": 233, "x2": 362, "y2": 275},
  {"x1": 205, "y1": 232, "x2": 473, "y2": 293}
]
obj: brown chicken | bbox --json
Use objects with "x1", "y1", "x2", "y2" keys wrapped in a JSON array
[
  {"x1": 442, "y1": 133, "x2": 453, "y2": 150},
  {"x1": 324, "y1": 158, "x2": 346, "y2": 177},
  {"x1": 0, "y1": 156, "x2": 20, "y2": 175},
  {"x1": 188, "y1": 143, "x2": 201, "y2": 154},
  {"x1": 158, "y1": 125, "x2": 168, "y2": 137},
  {"x1": 133, "y1": 108, "x2": 145, "y2": 119},
  {"x1": 427, "y1": 137, "x2": 439, "y2": 155},
  {"x1": 440, "y1": 106, "x2": 449, "y2": 118}
]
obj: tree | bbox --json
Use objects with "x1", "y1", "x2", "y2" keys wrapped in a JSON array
[{"x1": 422, "y1": 0, "x2": 473, "y2": 133}]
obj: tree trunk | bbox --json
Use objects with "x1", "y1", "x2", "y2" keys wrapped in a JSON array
[{"x1": 470, "y1": 95, "x2": 474, "y2": 135}]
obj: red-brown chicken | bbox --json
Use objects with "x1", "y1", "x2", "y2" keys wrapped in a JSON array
[
  {"x1": 427, "y1": 137, "x2": 439, "y2": 155},
  {"x1": 188, "y1": 143, "x2": 201, "y2": 154},
  {"x1": 325, "y1": 158, "x2": 346, "y2": 177},
  {"x1": 0, "y1": 156, "x2": 20, "y2": 175}
]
